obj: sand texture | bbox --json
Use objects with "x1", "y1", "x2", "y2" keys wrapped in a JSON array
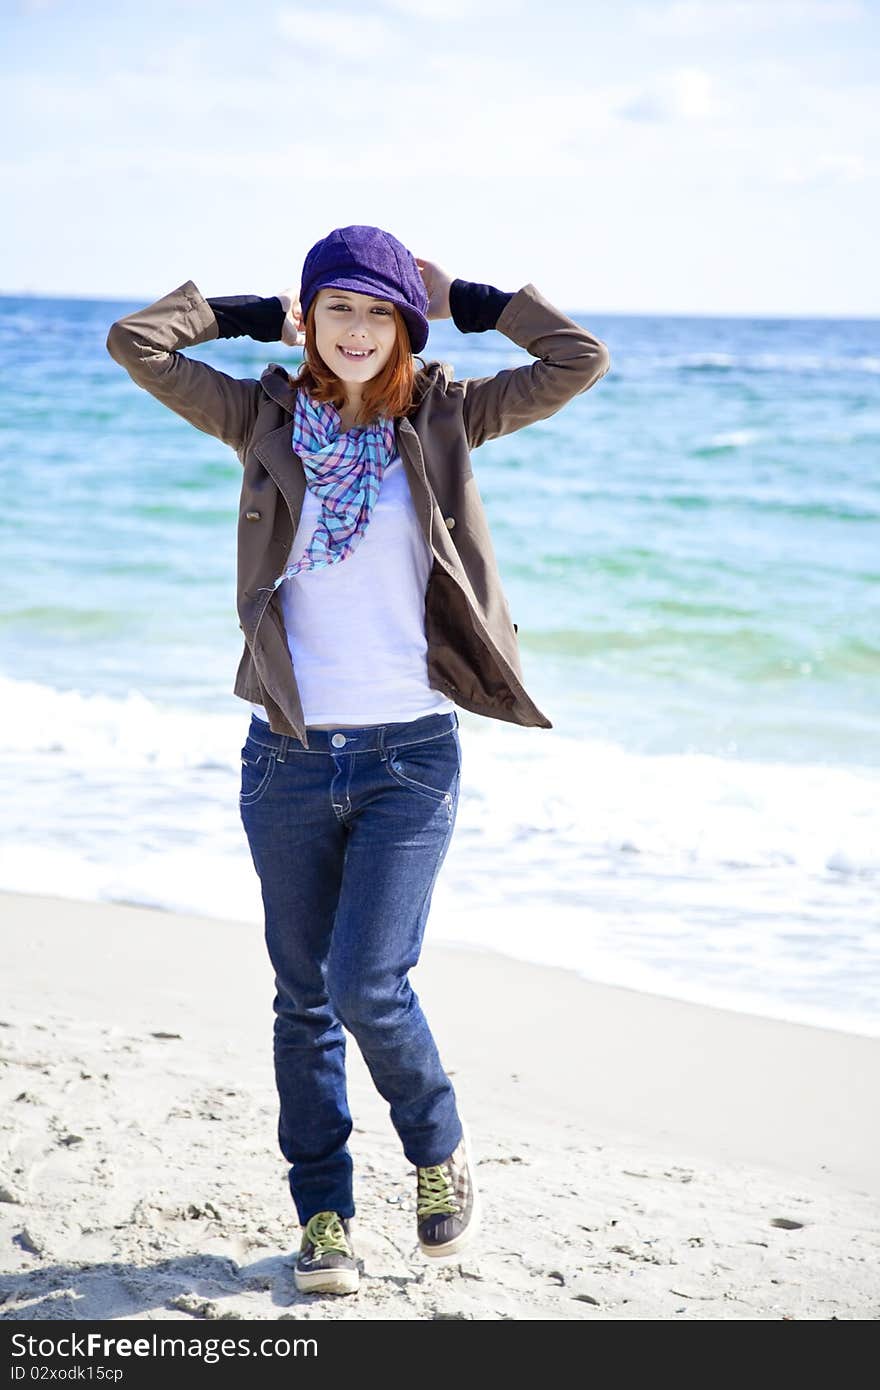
[{"x1": 1, "y1": 892, "x2": 878, "y2": 1321}]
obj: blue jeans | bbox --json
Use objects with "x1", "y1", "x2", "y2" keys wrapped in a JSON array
[{"x1": 239, "y1": 707, "x2": 464, "y2": 1226}]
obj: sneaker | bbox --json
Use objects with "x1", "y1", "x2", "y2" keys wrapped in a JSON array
[
  {"x1": 416, "y1": 1122, "x2": 480, "y2": 1257},
  {"x1": 294, "y1": 1210, "x2": 359, "y2": 1294}
]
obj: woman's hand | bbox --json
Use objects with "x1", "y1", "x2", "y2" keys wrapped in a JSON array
[
  {"x1": 414, "y1": 257, "x2": 453, "y2": 320},
  {"x1": 277, "y1": 286, "x2": 306, "y2": 347}
]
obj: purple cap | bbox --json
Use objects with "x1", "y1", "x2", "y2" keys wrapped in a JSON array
[{"x1": 299, "y1": 224, "x2": 430, "y2": 354}]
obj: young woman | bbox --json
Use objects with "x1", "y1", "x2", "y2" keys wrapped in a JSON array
[{"x1": 106, "y1": 225, "x2": 610, "y2": 1296}]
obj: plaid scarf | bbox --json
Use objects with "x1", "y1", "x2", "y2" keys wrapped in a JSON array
[{"x1": 265, "y1": 388, "x2": 396, "y2": 592}]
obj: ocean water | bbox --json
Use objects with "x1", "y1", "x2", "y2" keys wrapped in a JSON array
[{"x1": 1, "y1": 291, "x2": 878, "y2": 1037}]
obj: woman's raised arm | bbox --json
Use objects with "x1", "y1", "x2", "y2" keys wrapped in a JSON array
[
  {"x1": 415, "y1": 258, "x2": 610, "y2": 451},
  {"x1": 454, "y1": 281, "x2": 610, "y2": 450},
  {"x1": 105, "y1": 280, "x2": 285, "y2": 455}
]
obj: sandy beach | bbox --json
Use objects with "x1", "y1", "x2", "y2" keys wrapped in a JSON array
[{"x1": 1, "y1": 889, "x2": 878, "y2": 1322}]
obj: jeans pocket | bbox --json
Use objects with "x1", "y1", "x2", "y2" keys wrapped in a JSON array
[
  {"x1": 239, "y1": 744, "x2": 277, "y2": 806},
  {"x1": 384, "y1": 730, "x2": 460, "y2": 806}
]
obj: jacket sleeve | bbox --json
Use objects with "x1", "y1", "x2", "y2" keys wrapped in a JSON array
[
  {"x1": 105, "y1": 280, "x2": 268, "y2": 454},
  {"x1": 452, "y1": 282, "x2": 610, "y2": 451}
]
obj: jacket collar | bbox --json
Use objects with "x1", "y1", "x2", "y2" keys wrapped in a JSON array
[
  {"x1": 258, "y1": 359, "x2": 454, "y2": 416},
  {"x1": 252, "y1": 359, "x2": 452, "y2": 528},
  {"x1": 259, "y1": 363, "x2": 298, "y2": 413}
]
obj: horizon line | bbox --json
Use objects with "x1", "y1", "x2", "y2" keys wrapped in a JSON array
[{"x1": 1, "y1": 288, "x2": 878, "y2": 324}]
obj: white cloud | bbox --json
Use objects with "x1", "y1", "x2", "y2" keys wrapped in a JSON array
[
  {"x1": 619, "y1": 67, "x2": 724, "y2": 123},
  {"x1": 276, "y1": 7, "x2": 401, "y2": 58},
  {"x1": 274, "y1": 0, "x2": 521, "y2": 56},
  {"x1": 776, "y1": 151, "x2": 874, "y2": 184},
  {"x1": 382, "y1": 0, "x2": 514, "y2": 17},
  {"x1": 1, "y1": 123, "x2": 589, "y2": 184},
  {"x1": 634, "y1": 0, "x2": 867, "y2": 36}
]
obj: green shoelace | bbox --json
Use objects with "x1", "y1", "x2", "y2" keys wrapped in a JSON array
[
  {"x1": 303, "y1": 1210, "x2": 351, "y2": 1257},
  {"x1": 417, "y1": 1164, "x2": 459, "y2": 1219}
]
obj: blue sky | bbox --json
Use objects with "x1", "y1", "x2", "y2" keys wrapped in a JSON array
[{"x1": 4, "y1": 0, "x2": 878, "y2": 315}]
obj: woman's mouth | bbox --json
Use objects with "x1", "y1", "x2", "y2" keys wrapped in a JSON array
[{"x1": 338, "y1": 346, "x2": 375, "y2": 361}]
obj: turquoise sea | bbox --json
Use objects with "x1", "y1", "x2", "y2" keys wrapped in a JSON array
[{"x1": 2, "y1": 291, "x2": 878, "y2": 1034}]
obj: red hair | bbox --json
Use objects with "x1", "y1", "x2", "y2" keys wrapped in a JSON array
[{"x1": 289, "y1": 300, "x2": 427, "y2": 424}]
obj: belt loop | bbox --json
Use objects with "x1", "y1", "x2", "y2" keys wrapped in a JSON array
[{"x1": 277, "y1": 733, "x2": 290, "y2": 762}]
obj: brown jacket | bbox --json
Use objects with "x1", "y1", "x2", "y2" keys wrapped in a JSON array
[{"x1": 106, "y1": 279, "x2": 610, "y2": 748}]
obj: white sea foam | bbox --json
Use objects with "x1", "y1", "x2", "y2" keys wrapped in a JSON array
[
  {"x1": 2, "y1": 672, "x2": 878, "y2": 1036},
  {"x1": 706, "y1": 429, "x2": 763, "y2": 448}
]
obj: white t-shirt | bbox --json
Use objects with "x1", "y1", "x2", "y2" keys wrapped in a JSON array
[{"x1": 250, "y1": 450, "x2": 456, "y2": 727}]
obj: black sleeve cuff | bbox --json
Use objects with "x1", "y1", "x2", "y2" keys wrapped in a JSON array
[
  {"x1": 206, "y1": 294, "x2": 286, "y2": 343},
  {"x1": 449, "y1": 279, "x2": 514, "y2": 333}
]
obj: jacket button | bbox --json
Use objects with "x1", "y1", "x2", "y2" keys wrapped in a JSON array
[
  {"x1": 245, "y1": 510, "x2": 261, "y2": 521},
  {"x1": 445, "y1": 516, "x2": 456, "y2": 529}
]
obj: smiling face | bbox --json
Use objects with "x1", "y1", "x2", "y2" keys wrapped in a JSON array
[{"x1": 313, "y1": 287, "x2": 399, "y2": 389}]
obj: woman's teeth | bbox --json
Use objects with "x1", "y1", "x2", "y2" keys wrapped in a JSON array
[{"x1": 338, "y1": 347, "x2": 374, "y2": 360}]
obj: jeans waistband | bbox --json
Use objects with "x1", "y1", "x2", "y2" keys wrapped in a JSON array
[{"x1": 246, "y1": 709, "x2": 459, "y2": 758}]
